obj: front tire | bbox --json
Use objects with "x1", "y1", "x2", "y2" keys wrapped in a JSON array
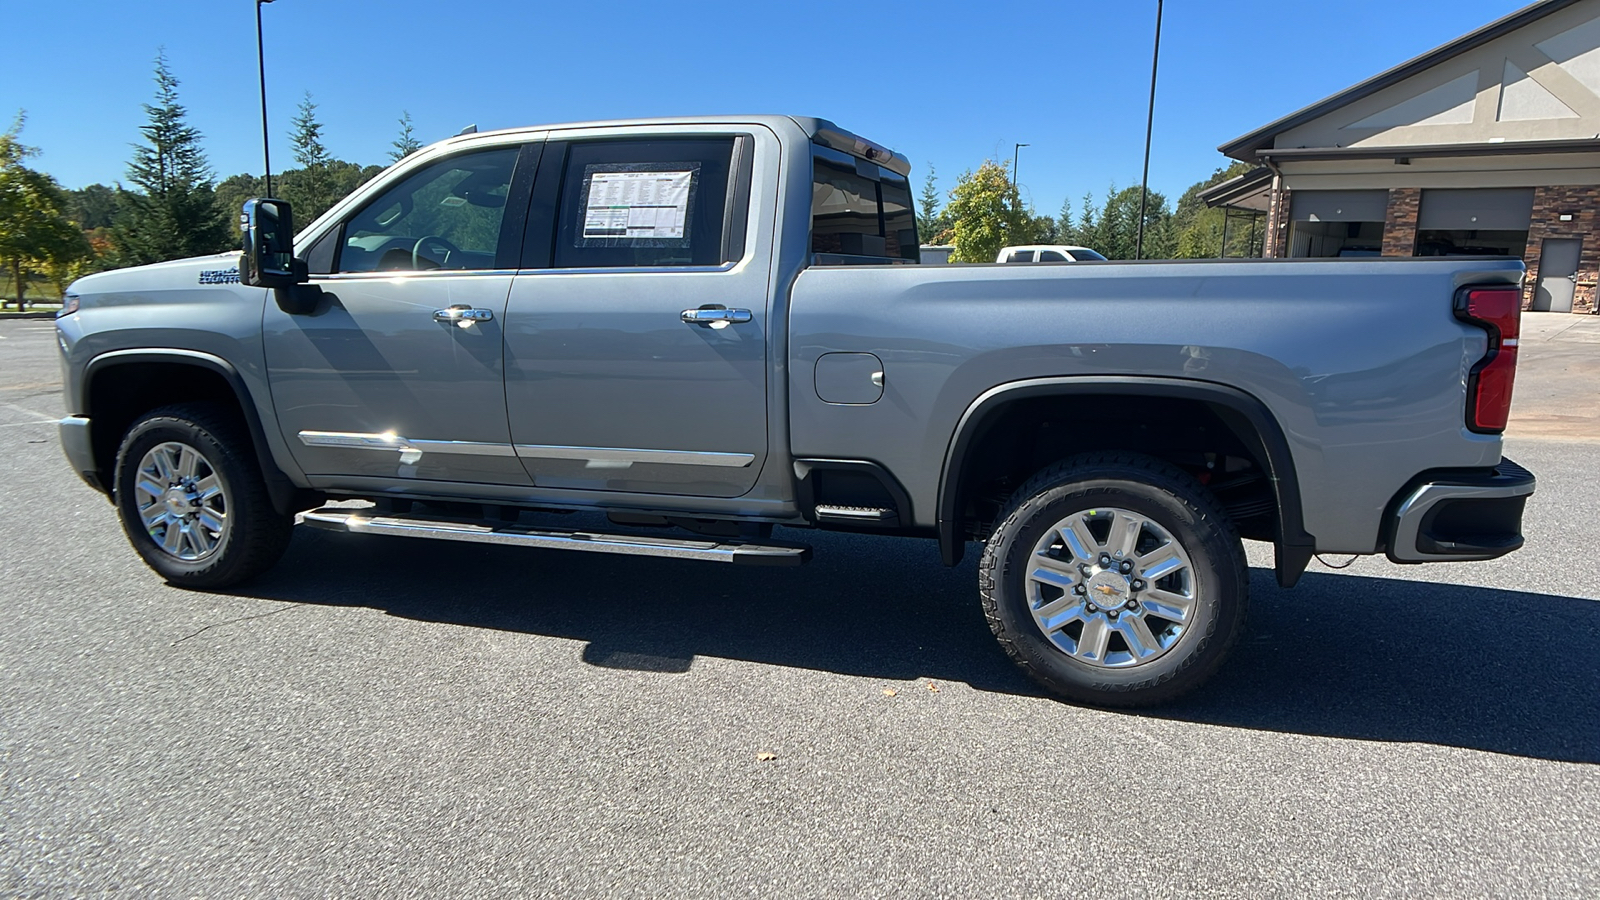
[
  {"x1": 979, "y1": 452, "x2": 1248, "y2": 707},
  {"x1": 114, "y1": 403, "x2": 293, "y2": 589}
]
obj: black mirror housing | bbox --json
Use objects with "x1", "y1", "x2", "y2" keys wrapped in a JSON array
[{"x1": 240, "y1": 198, "x2": 305, "y2": 289}]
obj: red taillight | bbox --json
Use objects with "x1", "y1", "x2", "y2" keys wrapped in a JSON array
[{"x1": 1454, "y1": 286, "x2": 1522, "y2": 433}]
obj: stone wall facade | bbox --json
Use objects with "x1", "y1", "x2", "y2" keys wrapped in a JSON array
[
  {"x1": 1522, "y1": 185, "x2": 1600, "y2": 314},
  {"x1": 1254, "y1": 181, "x2": 1599, "y2": 313},
  {"x1": 1380, "y1": 188, "x2": 1422, "y2": 257},
  {"x1": 1263, "y1": 185, "x2": 1291, "y2": 258}
]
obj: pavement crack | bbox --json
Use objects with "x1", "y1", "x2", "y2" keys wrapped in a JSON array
[{"x1": 172, "y1": 604, "x2": 305, "y2": 646}]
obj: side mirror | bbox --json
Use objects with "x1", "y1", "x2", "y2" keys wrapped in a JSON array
[{"x1": 240, "y1": 198, "x2": 306, "y2": 289}]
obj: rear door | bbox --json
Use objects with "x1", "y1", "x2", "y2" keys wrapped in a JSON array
[{"x1": 501, "y1": 127, "x2": 773, "y2": 498}]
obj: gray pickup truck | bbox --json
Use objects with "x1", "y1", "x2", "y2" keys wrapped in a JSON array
[{"x1": 55, "y1": 115, "x2": 1535, "y2": 705}]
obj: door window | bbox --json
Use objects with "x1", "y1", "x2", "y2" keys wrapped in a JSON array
[
  {"x1": 550, "y1": 138, "x2": 741, "y2": 269},
  {"x1": 336, "y1": 147, "x2": 521, "y2": 273}
]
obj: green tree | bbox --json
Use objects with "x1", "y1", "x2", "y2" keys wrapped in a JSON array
[
  {"x1": 1029, "y1": 207, "x2": 1060, "y2": 244},
  {"x1": 66, "y1": 183, "x2": 117, "y2": 229},
  {"x1": 213, "y1": 171, "x2": 264, "y2": 238},
  {"x1": 112, "y1": 51, "x2": 230, "y2": 265},
  {"x1": 286, "y1": 91, "x2": 337, "y2": 221},
  {"x1": 0, "y1": 115, "x2": 91, "y2": 309},
  {"x1": 217, "y1": 159, "x2": 384, "y2": 237},
  {"x1": 390, "y1": 111, "x2": 422, "y2": 162},
  {"x1": 944, "y1": 160, "x2": 1039, "y2": 263},
  {"x1": 917, "y1": 164, "x2": 949, "y2": 244},
  {"x1": 1068, "y1": 184, "x2": 1174, "y2": 260},
  {"x1": 1056, "y1": 196, "x2": 1088, "y2": 247},
  {"x1": 1170, "y1": 161, "x2": 1257, "y2": 259}
]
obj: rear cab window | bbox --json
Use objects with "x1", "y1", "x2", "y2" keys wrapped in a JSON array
[{"x1": 811, "y1": 145, "x2": 919, "y2": 265}]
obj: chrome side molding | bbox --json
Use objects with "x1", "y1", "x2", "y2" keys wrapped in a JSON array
[
  {"x1": 297, "y1": 431, "x2": 516, "y2": 465},
  {"x1": 297, "y1": 432, "x2": 755, "y2": 469},
  {"x1": 513, "y1": 444, "x2": 755, "y2": 468}
]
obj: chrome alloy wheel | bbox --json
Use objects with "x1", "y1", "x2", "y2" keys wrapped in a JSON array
[
  {"x1": 1025, "y1": 506, "x2": 1197, "y2": 668},
  {"x1": 132, "y1": 441, "x2": 229, "y2": 561}
]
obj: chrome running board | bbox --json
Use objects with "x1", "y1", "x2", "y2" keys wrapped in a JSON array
[{"x1": 300, "y1": 507, "x2": 811, "y2": 567}]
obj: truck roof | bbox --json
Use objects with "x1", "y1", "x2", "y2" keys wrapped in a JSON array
[{"x1": 438, "y1": 114, "x2": 912, "y2": 177}]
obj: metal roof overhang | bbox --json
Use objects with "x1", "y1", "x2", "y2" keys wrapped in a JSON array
[
  {"x1": 1257, "y1": 138, "x2": 1600, "y2": 162},
  {"x1": 1199, "y1": 166, "x2": 1274, "y2": 210}
]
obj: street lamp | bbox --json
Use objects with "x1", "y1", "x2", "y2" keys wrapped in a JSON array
[
  {"x1": 255, "y1": 0, "x2": 276, "y2": 196},
  {"x1": 1012, "y1": 143, "x2": 1030, "y2": 245},
  {"x1": 1135, "y1": 0, "x2": 1164, "y2": 260}
]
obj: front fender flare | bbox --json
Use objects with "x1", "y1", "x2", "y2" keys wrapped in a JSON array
[{"x1": 82, "y1": 348, "x2": 306, "y2": 516}]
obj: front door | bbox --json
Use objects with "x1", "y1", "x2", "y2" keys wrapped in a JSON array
[
  {"x1": 1535, "y1": 237, "x2": 1582, "y2": 313},
  {"x1": 502, "y1": 132, "x2": 771, "y2": 498},
  {"x1": 264, "y1": 143, "x2": 535, "y2": 486}
]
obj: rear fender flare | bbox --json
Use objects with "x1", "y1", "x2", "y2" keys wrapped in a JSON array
[{"x1": 936, "y1": 376, "x2": 1315, "y2": 587}]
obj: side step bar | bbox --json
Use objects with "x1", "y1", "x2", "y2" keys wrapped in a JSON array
[{"x1": 300, "y1": 507, "x2": 812, "y2": 567}]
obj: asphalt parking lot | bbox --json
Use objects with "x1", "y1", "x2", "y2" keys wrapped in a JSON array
[{"x1": 2, "y1": 315, "x2": 1596, "y2": 898}]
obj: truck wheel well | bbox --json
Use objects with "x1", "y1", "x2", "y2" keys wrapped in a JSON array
[
  {"x1": 947, "y1": 392, "x2": 1287, "y2": 549},
  {"x1": 88, "y1": 362, "x2": 242, "y2": 483}
]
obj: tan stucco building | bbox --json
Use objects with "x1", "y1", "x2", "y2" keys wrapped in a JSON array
[{"x1": 1204, "y1": 0, "x2": 1600, "y2": 313}]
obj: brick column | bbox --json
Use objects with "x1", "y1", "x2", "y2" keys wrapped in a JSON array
[
  {"x1": 1381, "y1": 188, "x2": 1420, "y2": 257},
  {"x1": 1523, "y1": 185, "x2": 1600, "y2": 313}
]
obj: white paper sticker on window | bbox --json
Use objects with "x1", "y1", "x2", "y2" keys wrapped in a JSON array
[{"x1": 582, "y1": 170, "x2": 694, "y2": 240}]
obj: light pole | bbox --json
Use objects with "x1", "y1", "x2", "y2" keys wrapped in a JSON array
[
  {"x1": 255, "y1": 0, "x2": 276, "y2": 197},
  {"x1": 1012, "y1": 142, "x2": 1029, "y2": 244},
  {"x1": 1135, "y1": 0, "x2": 1164, "y2": 260}
]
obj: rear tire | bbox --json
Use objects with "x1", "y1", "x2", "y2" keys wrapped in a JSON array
[
  {"x1": 979, "y1": 452, "x2": 1248, "y2": 707},
  {"x1": 114, "y1": 403, "x2": 293, "y2": 589}
]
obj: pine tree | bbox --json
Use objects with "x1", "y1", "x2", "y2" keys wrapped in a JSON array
[
  {"x1": 287, "y1": 91, "x2": 336, "y2": 221},
  {"x1": 390, "y1": 111, "x2": 422, "y2": 162},
  {"x1": 112, "y1": 50, "x2": 230, "y2": 265},
  {"x1": 917, "y1": 164, "x2": 947, "y2": 244}
]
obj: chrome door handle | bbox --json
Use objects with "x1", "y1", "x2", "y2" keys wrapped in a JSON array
[
  {"x1": 434, "y1": 305, "x2": 493, "y2": 326},
  {"x1": 681, "y1": 306, "x2": 753, "y2": 328}
]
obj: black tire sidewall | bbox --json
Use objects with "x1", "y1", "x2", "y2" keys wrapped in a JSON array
[
  {"x1": 988, "y1": 465, "x2": 1246, "y2": 702},
  {"x1": 114, "y1": 410, "x2": 268, "y2": 586}
]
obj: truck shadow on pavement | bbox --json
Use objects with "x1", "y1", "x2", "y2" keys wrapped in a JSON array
[{"x1": 246, "y1": 526, "x2": 1599, "y2": 765}]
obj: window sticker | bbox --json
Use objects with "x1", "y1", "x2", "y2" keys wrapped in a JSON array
[{"x1": 575, "y1": 163, "x2": 699, "y2": 248}]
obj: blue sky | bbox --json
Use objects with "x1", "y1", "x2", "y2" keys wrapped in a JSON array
[{"x1": 4, "y1": 0, "x2": 1531, "y2": 215}]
